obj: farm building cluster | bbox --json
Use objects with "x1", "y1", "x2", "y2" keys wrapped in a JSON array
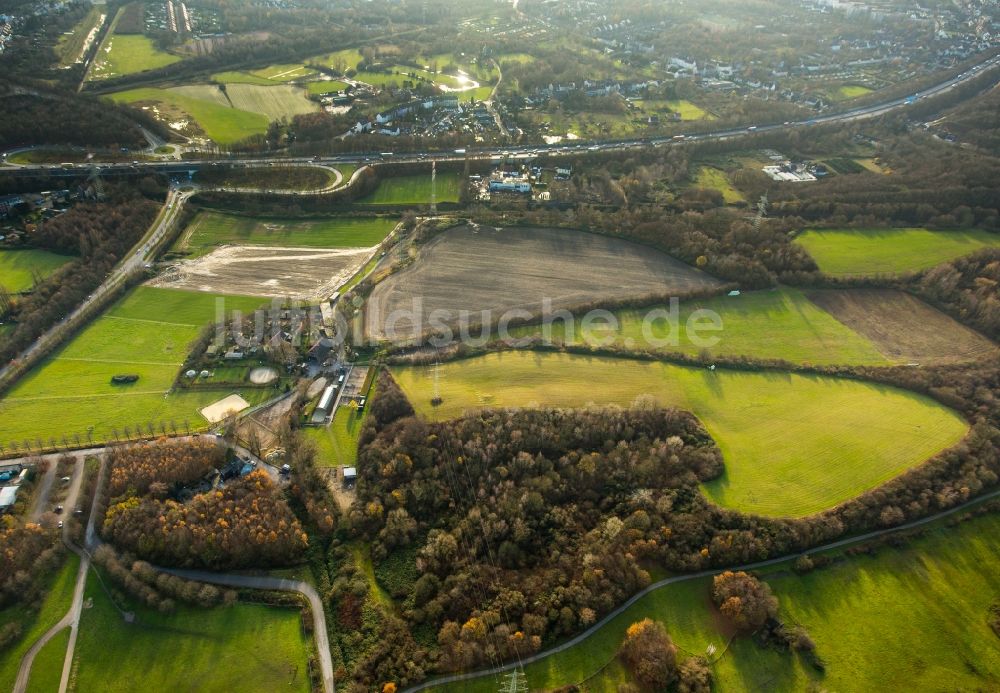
[
  {"x1": 471, "y1": 163, "x2": 572, "y2": 201},
  {"x1": 0, "y1": 462, "x2": 29, "y2": 514}
]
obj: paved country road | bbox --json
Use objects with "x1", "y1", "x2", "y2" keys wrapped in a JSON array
[
  {"x1": 403, "y1": 486, "x2": 1000, "y2": 693},
  {"x1": 12, "y1": 451, "x2": 92, "y2": 693}
]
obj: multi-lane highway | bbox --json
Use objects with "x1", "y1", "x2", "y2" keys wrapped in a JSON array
[{"x1": 3, "y1": 53, "x2": 998, "y2": 178}]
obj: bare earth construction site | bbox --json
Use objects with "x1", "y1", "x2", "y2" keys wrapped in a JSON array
[
  {"x1": 152, "y1": 245, "x2": 375, "y2": 298},
  {"x1": 365, "y1": 225, "x2": 724, "y2": 341}
]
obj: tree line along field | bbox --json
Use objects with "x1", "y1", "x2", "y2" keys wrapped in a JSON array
[
  {"x1": 174, "y1": 212, "x2": 398, "y2": 257},
  {"x1": 391, "y1": 351, "x2": 969, "y2": 517},
  {"x1": 794, "y1": 227, "x2": 1000, "y2": 276},
  {"x1": 0, "y1": 287, "x2": 270, "y2": 449},
  {"x1": 73, "y1": 572, "x2": 312, "y2": 693},
  {"x1": 365, "y1": 225, "x2": 723, "y2": 341},
  {"x1": 0, "y1": 554, "x2": 79, "y2": 692},
  {"x1": 359, "y1": 173, "x2": 463, "y2": 205},
  {"x1": 507, "y1": 287, "x2": 998, "y2": 367},
  {"x1": 430, "y1": 508, "x2": 1000, "y2": 693},
  {"x1": 0, "y1": 248, "x2": 73, "y2": 293}
]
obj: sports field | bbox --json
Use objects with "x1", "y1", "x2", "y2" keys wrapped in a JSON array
[
  {"x1": 795, "y1": 227, "x2": 1000, "y2": 276},
  {"x1": 74, "y1": 571, "x2": 312, "y2": 693},
  {"x1": 306, "y1": 80, "x2": 351, "y2": 95},
  {"x1": 359, "y1": 173, "x2": 462, "y2": 205},
  {"x1": 509, "y1": 287, "x2": 891, "y2": 366},
  {"x1": 429, "y1": 509, "x2": 1000, "y2": 693},
  {"x1": 391, "y1": 351, "x2": 968, "y2": 517},
  {"x1": 175, "y1": 212, "x2": 397, "y2": 256},
  {"x1": 0, "y1": 287, "x2": 269, "y2": 447},
  {"x1": 0, "y1": 555, "x2": 79, "y2": 693},
  {"x1": 0, "y1": 248, "x2": 73, "y2": 293},
  {"x1": 92, "y1": 34, "x2": 180, "y2": 79},
  {"x1": 110, "y1": 87, "x2": 269, "y2": 145},
  {"x1": 694, "y1": 166, "x2": 744, "y2": 203}
]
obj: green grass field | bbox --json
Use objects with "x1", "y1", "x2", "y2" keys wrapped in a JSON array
[
  {"x1": 74, "y1": 571, "x2": 312, "y2": 693},
  {"x1": 249, "y1": 63, "x2": 317, "y2": 82},
  {"x1": 0, "y1": 287, "x2": 270, "y2": 447},
  {"x1": 304, "y1": 403, "x2": 368, "y2": 468},
  {"x1": 223, "y1": 83, "x2": 319, "y2": 121},
  {"x1": 310, "y1": 48, "x2": 363, "y2": 71},
  {"x1": 25, "y1": 626, "x2": 69, "y2": 693},
  {"x1": 508, "y1": 287, "x2": 891, "y2": 366},
  {"x1": 430, "y1": 509, "x2": 1000, "y2": 693},
  {"x1": 306, "y1": 80, "x2": 351, "y2": 95},
  {"x1": 92, "y1": 34, "x2": 180, "y2": 79},
  {"x1": 834, "y1": 84, "x2": 873, "y2": 100},
  {"x1": 392, "y1": 351, "x2": 968, "y2": 517},
  {"x1": 0, "y1": 555, "x2": 79, "y2": 693},
  {"x1": 795, "y1": 227, "x2": 1000, "y2": 276},
  {"x1": 110, "y1": 87, "x2": 268, "y2": 145},
  {"x1": 211, "y1": 71, "x2": 280, "y2": 86},
  {"x1": 0, "y1": 249, "x2": 73, "y2": 293},
  {"x1": 694, "y1": 166, "x2": 744, "y2": 203},
  {"x1": 175, "y1": 213, "x2": 397, "y2": 256},
  {"x1": 360, "y1": 173, "x2": 462, "y2": 205}
]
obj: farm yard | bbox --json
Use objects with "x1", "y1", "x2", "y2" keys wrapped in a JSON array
[
  {"x1": 359, "y1": 173, "x2": 462, "y2": 205},
  {"x1": 0, "y1": 287, "x2": 270, "y2": 448},
  {"x1": 509, "y1": 287, "x2": 896, "y2": 366},
  {"x1": 153, "y1": 245, "x2": 376, "y2": 298},
  {"x1": 174, "y1": 212, "x2": 397, "y2": 257},
  {"x1": 391, "y1": 351, "x2": 969, "y2": 517},
  {"x1": 794, "y1": 227, "x2": 1000, "y2": 276},
  {"x1": 807, "y1": 289, "x2": 998, "y2": 365},
  {"x1": 365, "y1": 225, "x2": 723, "y2": 342},
  {"x1": 0, "y1": 248, "x2": 72, "y2": 293},
  {"x1": 429, "y1": 510, "x2": 1000, "y2": 693},
  {"x1": 73, "y1": 572, "x2": 312, "y2": 693}
]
